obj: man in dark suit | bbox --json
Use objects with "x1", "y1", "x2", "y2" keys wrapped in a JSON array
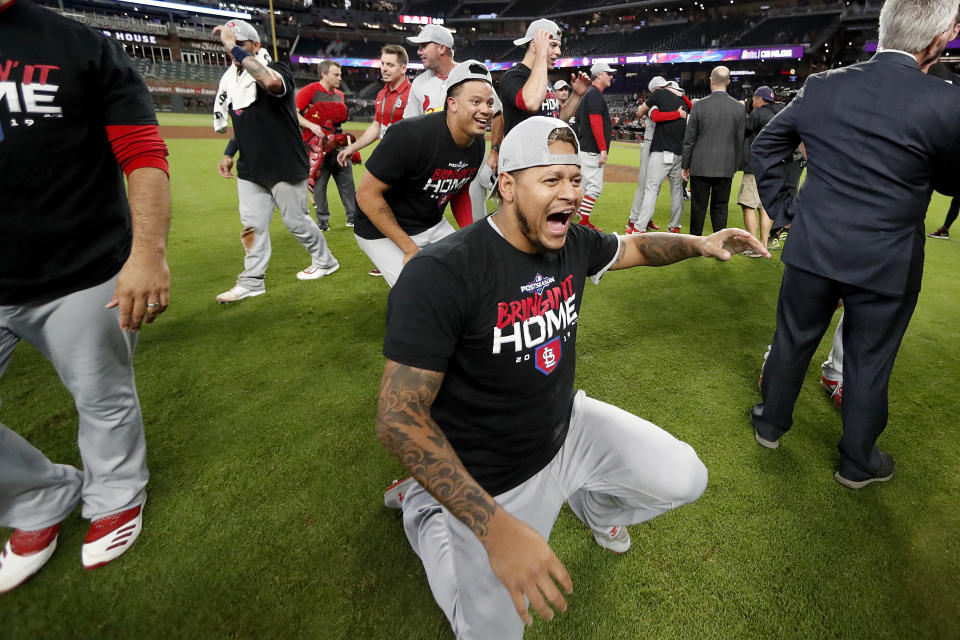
[
  {"x1": 681, "y1": 66, "x2": 745, "y2": 236},
  {"x1": 750, "y1": 0, "x2": 960, "y2": 489}
]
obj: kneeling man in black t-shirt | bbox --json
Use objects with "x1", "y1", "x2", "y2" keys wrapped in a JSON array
[{"x1": 376, "y1": 116, "x2": 769, "y2": 638}]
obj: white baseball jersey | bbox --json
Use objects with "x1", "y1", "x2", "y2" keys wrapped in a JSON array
[{"x1": 403, "y1": 65, "x2": 503, "y2": 118}]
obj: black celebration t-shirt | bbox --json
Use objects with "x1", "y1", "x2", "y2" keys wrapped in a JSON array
[
  {"x1": 228, "y1": 62, "x2": 309, "y2": 186},
  {"x1": 645, "y1": 89, "x2": 686, "y2": 154},
  {"x1": 499, "y1": 63, "x2": 561, "y2": 136},
  {"x1": 383, "y1": 218, "x2": 620, "y2": 496},
  {"x1": 353, "y1": 111, "x2": 483, "y2": 240},
  {"x1": 0, "y1": 0, "x2": 157, "y2": 304}
]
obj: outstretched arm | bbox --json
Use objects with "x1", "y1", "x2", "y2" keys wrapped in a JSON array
[
  {"x1": 376, "y1": 360, "x2": 572, "y2": 626},
  {"x1": 338, "y1": 120, "x2": 380, "y2": 166},
  {"x1": 609, "y1": 228, "x2": 768, "y2": 270}
]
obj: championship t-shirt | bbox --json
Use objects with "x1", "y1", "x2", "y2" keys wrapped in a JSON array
[
  {"x1": 402, "y1": 65, "x2": 502, "y2": 119},
  {"x1": 353, "y1": 111, "x2": 484, "y2": 240},
  {"x1": 645, "y1": 89, "x2": 686, "y2": 154},
  {"x1": 229, "y1": 62, "x2": 309, "y2": 185},
  {"x1": 383, "y1": 219, "x2": 620, "y2": 496},
  {"x1": 574, "y1": 86, "x2": 612, "y2": 153},
  {"x1": 500, "y1": 63, "x2": 561, "y2": 135},
  {"x1": 0, "y1": 0, "x2": 157, "y2": 305}
]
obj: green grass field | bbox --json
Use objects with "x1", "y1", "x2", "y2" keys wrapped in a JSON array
[{"x1": 1, "y1": 134, "x2": 958, "y2": 639}]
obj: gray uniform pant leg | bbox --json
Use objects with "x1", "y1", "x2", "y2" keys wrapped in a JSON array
[
  {"x1": 236, "y1": 179, "x2": 336, "y2": 291},
  {"x1": 822, "y1": 313, "x2": 844, "y2": 381},
  {"x1": 666, "y1": 160, "x2": 685, "y2": 229},
  {"x1": 469, "y1": 155, "x2": 496, "y2": 223},
  {"x1": 314, "y1": 158, "x2": 358, "y2": 225},
  {"x1": 400, "y1": 390, "x2": 707, "y2": 640},
  {"x1": 628, "y1": 139, "x2": 654, "y2": 224},
  {"x1": 635, "y1": 151, "x2": 680, "y2": 230},
  {"x1": 0, "y1": 276, "x2": 147, "y2": 528}
]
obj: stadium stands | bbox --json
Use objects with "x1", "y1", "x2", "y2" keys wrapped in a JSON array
[{"x1": 736, "y1": 13, "x2": 839, "y2": 46}]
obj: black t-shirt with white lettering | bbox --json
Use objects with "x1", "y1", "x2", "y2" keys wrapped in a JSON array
[
  {"x1": 0, "y1": 0, "x2": 157, "y2": 305},
  {"x1": 229, "y1": 62, "x2": 308, "y2": 186},
  {"x1": 499, "y1": 63, "x2": 561, "y2": 136},
  {"x1": 383, "y1": 219, "x2": 620, "y2": 496},
  {"x1": 646, "y1": 90, "x2": 686, "y2": 154},
  {"x1": 354, "y1": 111, "x2": 483, "y2": 240}
]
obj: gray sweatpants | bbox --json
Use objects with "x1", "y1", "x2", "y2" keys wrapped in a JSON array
[
  {"x1": 635, "y1": 151, "x2": 685, "y2": 231},
  {"x1": 236, "y1": 178, "x2": 337, "y2": 291},
  {"x1": 400, "y1": 390, "x2": 708, "y2": 640},
  {"x1": 0, "y1": 276, "x2": 148, "y2": 530}
]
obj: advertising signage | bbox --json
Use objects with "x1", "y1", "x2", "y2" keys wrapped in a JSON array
[{"x1": 291, "y1": 45, "x2": 805, "y2": 70}]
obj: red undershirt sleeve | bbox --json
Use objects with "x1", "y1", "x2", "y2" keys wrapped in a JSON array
[
  {"x1": 105, "y1": 124, "x2": 169, "y2": 176},
  {"x1": 514, "y1": 89, "x2": 532, "y2": 113},
  {"x1": 683, "y1": 95, "x2": 693, "y2": 111},
  {"x1": 650, "y1": 109, "x2": 683, "y2": 123},
  {"x1": 588, "y1": 113, "x2": 607, "y2": 152},
  {"x1": 450, "y1": 190, "x2": 473, "y2": 228}
]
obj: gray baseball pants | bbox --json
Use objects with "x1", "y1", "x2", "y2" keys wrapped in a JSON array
[
  {"x1": 400, "y1": 390, "x2": 708, "y2": 640},
  {"x1": 635, "y1": 151, "x2": 685, "y2": 232},
  {"x1": 822, "y1": 314, "x2": 844, "y2": 381},
  {"x1": 236, "y1": 178, "x2": 337, "y2": 291},
  {"x1": 313, "y1": 155, "x2": 358, "y2": 226},
  {"x1": 0, "y1": 276, "x2": 148, "y2": 530},
  {"x1": 469, "y1": 157, "x2": 496, "y2": 223},
  {"x1": 354, "y1": 219, "x2": 456, "y2": 287},
  {"x1": 628, "y1": 121, "x2": 655, "y2": 226}
]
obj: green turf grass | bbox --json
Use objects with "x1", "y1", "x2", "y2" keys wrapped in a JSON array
[{"x1": 1, "y1": 138, "x2": 958, "y2": 639}]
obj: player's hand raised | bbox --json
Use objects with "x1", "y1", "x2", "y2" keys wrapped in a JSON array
[
  {"x1": 570, "y1": 71, "x2": 591, "y2": 96},
  {"x1": 481, "y1": 509, "x2": 572, "y2": 627}
]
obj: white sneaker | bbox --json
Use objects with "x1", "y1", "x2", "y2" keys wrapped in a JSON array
[
  {"x1": 384, "y1": 477, "x2": 416, "y2": 509},
  {"x1": 0, "y1": 524, "x2": 61, "y2": 593},
  {"x1": 216, "y1": 286, "x2": 265, "y2": 304},
  {"x1": 296, "y1": 262, "x2": 340, "y2": 280},
  {"x1": 81, "y1": 503, "x2": 144, "y2": 570},
  {"x1": 591, "y1": 525, "x2": 631, "y2": 554}
]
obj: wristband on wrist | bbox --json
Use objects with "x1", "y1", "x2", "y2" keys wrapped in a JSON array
[
  {"x1": 231, "y1": 45, "x2": 251, "y2": 63},
  {"x1": 490, "y1": 145, "x2": 500, "y2": 152}
]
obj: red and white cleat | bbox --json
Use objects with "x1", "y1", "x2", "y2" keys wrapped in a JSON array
[
  {"x1": 384, "y1": 477, "x2": 416, "y2": 510},
  {"x1": 81, "y1": 503, "x2": 144, "y2": 570},
  {"x1": 591, "y1": 525, "x2": 631, "y2": 554},
  {"x1": 820, "y1": 374, "x2": 843, "y2": 409},
  {"x1": 0, "y1": 523, "x2": 62, "y2": 593}
]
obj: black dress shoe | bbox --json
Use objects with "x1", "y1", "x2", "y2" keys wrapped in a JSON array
[{"x1": 834, "y1": 451, "x2": 895, "y2": 489}]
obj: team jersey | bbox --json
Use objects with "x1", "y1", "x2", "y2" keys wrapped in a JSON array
[
  {"x1": 403, "y1": 65, "x2": 502, "y2": 119},
  {"x1": 375, "y1": 78, "x2": 411, "y2": 139},
  {"x1": 500, "y1": 63, "x2": 561, "y2": 135},
  {"x1": 0, "y1": 0, "x2": 160, "y2": 305},
  {"x1": 574, "y1": 85, "x2": 612, "y2": 153},
  {"x1": 353, "y1": 111, "x2": 484, "y2": 240},
  {"x1": 384, "y1": 219, "x2": 620, "y2": 496}
]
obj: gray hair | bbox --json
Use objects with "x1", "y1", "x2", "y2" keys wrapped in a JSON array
[{"x1": 879, "y1": 0, "x2": 958, "y2": 53}]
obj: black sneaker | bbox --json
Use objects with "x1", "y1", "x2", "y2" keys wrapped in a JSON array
[
  {"x1": 318, "y1": 221, "x2": 330, "y2": 231},
  {"x1": 834, "y1": 452, "x2": 895, "y2": 489},
  {"x1": 927, "y1": 226, "x2": 949, "y2": 239}
]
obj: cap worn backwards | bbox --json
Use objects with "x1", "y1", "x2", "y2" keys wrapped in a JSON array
[
  {"x1": 498, "y1": 116, "x2": 580, "y2": 174},
  {"x1": 224, "y1": 19, "x2": 260, "y2": 43},
  {"x1": 513, "y1": 18, "x2": 562, "y2": 46},
  {"x1": 445, "y1": 60, "x2": 493, "y2": 97}
]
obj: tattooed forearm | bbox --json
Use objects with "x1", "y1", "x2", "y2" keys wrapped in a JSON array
[
  {"x1": 635, "y1": 233, "x2": 699, "y2": 266},
  {"x1": 376, "y1": 361, "x2": 498, "y2": 538},
  {"x1": 242, "y1": 57, "x2": 281, "y2": 92}
]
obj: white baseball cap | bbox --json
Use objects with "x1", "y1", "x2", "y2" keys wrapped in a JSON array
[
  {"x1": 445, "y1": 60, "x2": 493, "y2": 96},
  {"x1": 513, "y1": 18, "x2": 561, "y2": 46},
  {"x1": 407, "y1": 24, "x2": 455, "y2": 49},
  {"x1": 499, "y1": 116, "x2": 580, "y2": 174},
  {"x1": 553, "y1": 79, "x2": 570, "y2": 91},
  {"x1": 224, "y1": 19, "x2": 260, "y2": 43},
  {"x1": 648, "y1": 76, "x2": 667, "y2": 92},
  {"x1": 590, "y1": 61, "x2": 616, "y2": 75}
]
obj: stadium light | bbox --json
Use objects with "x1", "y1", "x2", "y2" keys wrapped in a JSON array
[{"x1": 113, "y1": 0, "x2": 251, "y2": 18}]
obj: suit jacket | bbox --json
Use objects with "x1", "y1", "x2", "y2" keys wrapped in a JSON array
[
  {"x1": 753, "y1": 52, "x2": 960, "y2": 296},
  {"x1": 681, "y1": 90, "x2": 745, "y2": 178}
]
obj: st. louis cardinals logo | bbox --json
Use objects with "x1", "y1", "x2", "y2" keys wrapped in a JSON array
[{"x1": 493, "y1": 274, "x2": 578, "y2": 375}]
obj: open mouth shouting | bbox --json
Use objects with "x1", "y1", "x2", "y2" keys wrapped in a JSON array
[{"x1": 546, "y1": 208, "x2": 574, "y2": 236}]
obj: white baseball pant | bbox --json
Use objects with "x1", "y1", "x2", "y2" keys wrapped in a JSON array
[
  {"x1": 400, "y1": 390, "x2": 708, "y2": 639},
  {"x1": 0, "y1": 276, "x2": 148, "y2": 529},
  {"x1": 635, "y1": 151, "x2": 685, "y2": 232},
  {"x1": 235, "y1": 178, "x2": 338, "y2": 292},
  {"x1": 354, "y1": 219, "x2": 456, "y2": 287}
]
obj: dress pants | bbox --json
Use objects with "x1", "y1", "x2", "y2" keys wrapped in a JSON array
[
  {"x1": 752, "y1": 265, "x2": 918, "y2": 479},
  {"x1": 689, "y1": 175, "x2": 732, "y2": 236}
]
